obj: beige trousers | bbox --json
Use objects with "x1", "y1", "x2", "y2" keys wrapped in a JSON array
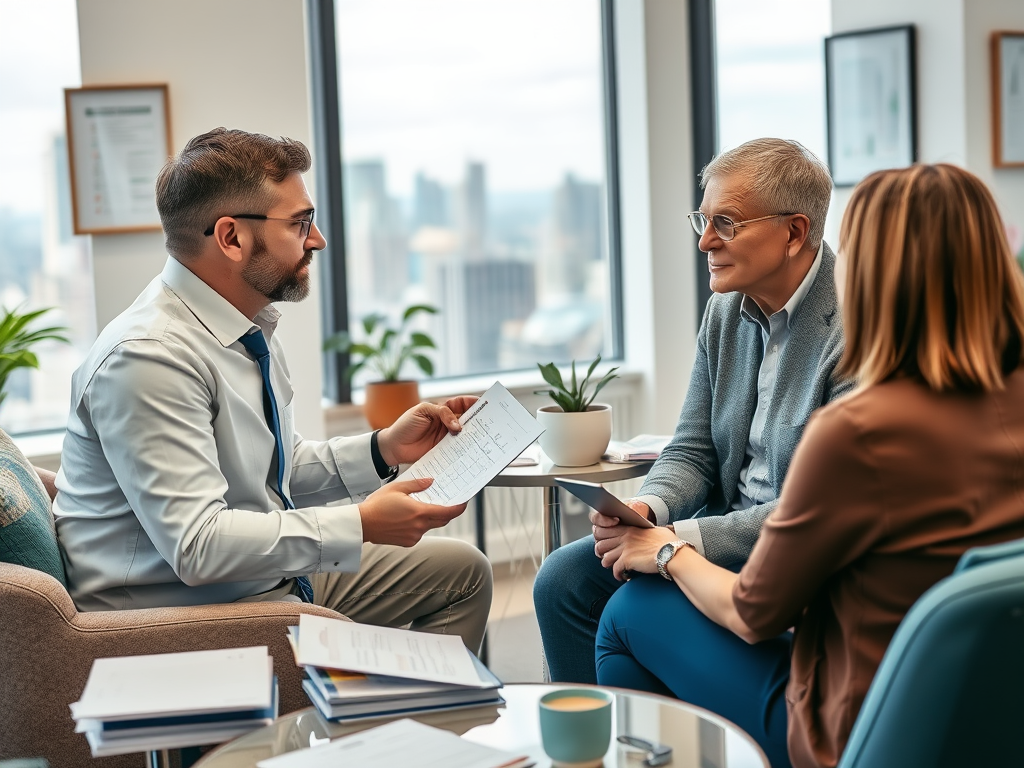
[{"x1": 242, "y1": 537, "x2": 492, "y2": 655}]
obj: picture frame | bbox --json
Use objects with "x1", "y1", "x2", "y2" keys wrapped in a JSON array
[
  {"x1": 64, "y1": 84, "x2": 172, "y2": 235},
  {"x1": 825, "y1": 25, "x2": 917, "y2": 187},
  {"x1": 992, "y1": 32, "x2": 1024, "y2": 168}
]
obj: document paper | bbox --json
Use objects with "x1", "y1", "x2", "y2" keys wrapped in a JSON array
[
  {"x1": 257, "y1": 718, "x2": 532, "y2": 768},
  {"x1": 398, "y1": 381, "x2": 543, "y2": 505},
  {"x1": 297, "y1": 614, "x2": 490, "y2": 688}
]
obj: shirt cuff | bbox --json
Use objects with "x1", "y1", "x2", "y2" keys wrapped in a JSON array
[
  {"x1": 313, "y1": 503, "x2": 364, "y2": 572},
  {"x1": 328, "y1": 431, "x2": 385, "y2": 501},
  {"x1": 671, "y1": 518, "x2": 706, "y2": 557},
  {"x1": 634, "y1": 494, "x2": 670, "y2": 526}
]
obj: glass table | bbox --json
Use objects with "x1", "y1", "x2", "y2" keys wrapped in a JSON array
[{"x1": 193, "y1": 683, "x2": 768, "y2": 768}]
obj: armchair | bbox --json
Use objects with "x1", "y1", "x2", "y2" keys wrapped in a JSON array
[{"x1": 1, "y1": 461, "x2": 345, "y2": 768}]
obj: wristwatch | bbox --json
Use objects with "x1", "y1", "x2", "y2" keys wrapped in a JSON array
[{"x1": 656, "y1": 539, "x2": 694, "y2": 580}]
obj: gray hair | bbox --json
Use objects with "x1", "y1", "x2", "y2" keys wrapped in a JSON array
[{"x1": 700, "y1": 138, "x2": 833, "y2": 250}]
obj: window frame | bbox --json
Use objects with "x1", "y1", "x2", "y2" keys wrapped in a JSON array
[{"x1": 307, "y1": 0, "x2": 625, "y2": 404}]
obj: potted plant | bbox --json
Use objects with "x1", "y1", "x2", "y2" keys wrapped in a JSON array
[
  {"x1": 323, "y1": 304, "x2": 438, "y2": 429},
  {"x1": 534, "y1": 355, "x2": 619, "y2": 466},
  {"x1": 0, "y1": 306, "x2": 70, "y2": 416}
]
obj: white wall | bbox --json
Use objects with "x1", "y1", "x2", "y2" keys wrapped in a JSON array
[
  {"x1": 827, "y1": 0, "x2": 1024, "y2": 249},
  {"x1": 76, "y1": 0, "x2": 326, "y2": 439},
  {"x1": 618, "y1": 0, "x2": 698, "y2": 434}
]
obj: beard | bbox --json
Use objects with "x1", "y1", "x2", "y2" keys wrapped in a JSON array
[{"x1": 242, "y1": 231, "x2": 312, "y2": 303}]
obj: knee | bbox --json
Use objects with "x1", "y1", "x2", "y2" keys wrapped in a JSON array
[
  {"x1": 432, "y1": 537, "x2": 493, "y2": 596},
  {"x1": 533, "y1": 538, "x2": 596, "y2": 615}
]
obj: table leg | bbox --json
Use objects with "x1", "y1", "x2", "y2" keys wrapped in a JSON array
[
  {"x1": 542, "y1": 485, "x2": 561, "y2": 559},
  {"x1": 473, "y1": 492, "x2": 489, "y2": 665}
]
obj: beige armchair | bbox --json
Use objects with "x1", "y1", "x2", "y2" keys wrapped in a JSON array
[{"x1": 0, "y1": 468, "x2": 344, "y2": 768}]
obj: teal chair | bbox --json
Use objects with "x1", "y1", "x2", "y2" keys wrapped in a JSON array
[{"x1": 839, "y1": 539, "x2": 1024, "y2": 768}]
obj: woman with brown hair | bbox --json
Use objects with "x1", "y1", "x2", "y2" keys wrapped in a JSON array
[{"x1": 592, "y1": 163, "x2": 1024, "y2": 768}]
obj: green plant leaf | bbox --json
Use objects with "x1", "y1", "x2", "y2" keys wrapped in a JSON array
[
  {"x1": 537, "y1": 362, "x2": 565, "y2": 391},
  {"x1": 402, "y1": 304, "x2": 439, "y2": 321},
  {"x1": 322, "y1": 331, "x2": 353, "y2": 353},
  {"x1": 362, "y1": 313, "x2": 385, "y2": 336},
  {"x1": 411, "y1": 353, "x2": 434, "y2": 376},
  {"x1": 583, "y1": 367, "x2": 620, "y2": 409},
  {"x1": 408, "y1": 331, "x2": 436, "y2": 349},
  {"x1": 347, "y1": 343, "x2": 377, "y2": 358},
  {"x1": 344, "y1": 360, "x2": 366, "y2": 381}
]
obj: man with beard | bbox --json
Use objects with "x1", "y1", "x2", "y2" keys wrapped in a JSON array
[{"x1": 52, "y1": 129, "x2": 492, "y2": 654}]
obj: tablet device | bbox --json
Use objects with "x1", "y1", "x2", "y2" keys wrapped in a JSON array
[{"x1": 554, "y1": 478, "x2": 655, "y2": 528}]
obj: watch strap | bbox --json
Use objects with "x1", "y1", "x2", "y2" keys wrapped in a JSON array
[{"x1": 657, "y1": 539, "x2": 694, "y2": 580}]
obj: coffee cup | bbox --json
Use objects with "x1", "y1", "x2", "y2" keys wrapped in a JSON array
[{"x1": 538, "y1": 688, "x2": 613, "y2": 767}]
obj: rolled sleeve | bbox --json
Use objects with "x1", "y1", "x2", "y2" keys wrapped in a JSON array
[
  {"x1": 670, "y1": 518, "x2": 706, "y2": 557},
  {"x1": 634, "y1": 494, "x2": 670, "y2": 526}
]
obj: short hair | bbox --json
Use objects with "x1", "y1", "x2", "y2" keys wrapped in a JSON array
[
  {"x1": 700, "y1": 138, "x2": 833, "y2": 250},
  {"x1": 839, "y1": 163, "x2": 1024, "y2": 392},
  {"x1": 155, "y1": 128, "x2": 311, "y2": 259}
]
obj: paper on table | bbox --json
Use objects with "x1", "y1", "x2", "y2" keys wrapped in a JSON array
[
  {"x1": 297, "y1": 614, "x2": 489, "y2": 688},
  {"x1": 70, "y1": 646, "x2": 271, "y2": 721},
  {"x1": 257, "y1": 718, "x2": 533, "y2": 768},
  {"x1": 398, "y1": 382, "x2": 543, "y2": 505}
]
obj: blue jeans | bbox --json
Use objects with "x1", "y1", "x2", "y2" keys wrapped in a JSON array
[
  {"x1": 533, "y1": 535, "x2": 624, "y2": 684},
  {"x1": 596, "y1": 575, "x2": 792, "y2": 768}
]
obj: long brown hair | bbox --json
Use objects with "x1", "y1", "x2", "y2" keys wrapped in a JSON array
[{"x1": 839, "y1": 163, "x2": 1024, "y2": 391}]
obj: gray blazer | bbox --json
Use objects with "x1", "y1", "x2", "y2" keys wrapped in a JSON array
[{"x1": 638, "y1": 243, "x2": 854, "y2": 567}]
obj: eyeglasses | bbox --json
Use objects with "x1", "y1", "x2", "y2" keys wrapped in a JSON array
[
  {"x1": 687, "y1": 211, "x2": 794, "y2": 241},
  {"x1": 203, "y1": 210, "x2": 315, "y2": 239}
]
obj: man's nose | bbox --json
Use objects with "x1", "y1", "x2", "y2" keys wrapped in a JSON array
[
  {"x1": 698, "y1": 220, "x2": 719, "y2": 252},
  {"x1": 307, "y1": 221, "x2": 327, "y2": 250}
]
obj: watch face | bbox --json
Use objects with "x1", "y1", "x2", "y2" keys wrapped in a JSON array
[{"x1": 657, "y1": 542, "x2": 675, "y2": 567}]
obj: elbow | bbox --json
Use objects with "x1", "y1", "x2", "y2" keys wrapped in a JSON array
[{"x1": 728, "y1": 613, "x2": 771, "y2": 645}]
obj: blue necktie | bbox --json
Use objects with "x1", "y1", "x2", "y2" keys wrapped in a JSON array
[{"x1": 238, "y1": 329, "x2": 315, "y2": 604}]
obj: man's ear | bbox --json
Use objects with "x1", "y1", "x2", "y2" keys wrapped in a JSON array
[
  {"x1": 211, "y1": 218, "x2": 247, "y2": 265},
  {"x1": 786, "y1": 214, "x2": 811, "y2": 257}
]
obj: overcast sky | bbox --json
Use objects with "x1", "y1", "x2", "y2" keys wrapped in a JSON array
[
  {"x1": 0, "y1": 0, "x2": 80, "y2": 214},
  {"x1": 0, "y1": 0, "x2": 830, "y2": 214}
]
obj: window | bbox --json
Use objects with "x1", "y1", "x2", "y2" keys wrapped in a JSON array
[
  {"x1": 318, "y1": 0, "x2": 620, "y2": 395},
  {"x1": 714, "y1": 0, "x2": 831, "y2": 158},
  {"x1": 0, "y1": 0, "x2": 95, "y2": 433}
]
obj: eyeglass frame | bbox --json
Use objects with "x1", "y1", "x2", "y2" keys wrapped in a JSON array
[
  {"x1": 203, "y1": 210, "x2": 315, "y2": 239},
  {"x1": 686, "y1": 211, "x2": 796, "y2": 242}
]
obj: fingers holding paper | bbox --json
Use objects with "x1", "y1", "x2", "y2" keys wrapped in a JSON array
[
  {"x1": 377, "y1": 396, "x2": 479, "y2": 466},
  {"x1": 358, "y1": 477, "x2": 467, "y2": 547}
]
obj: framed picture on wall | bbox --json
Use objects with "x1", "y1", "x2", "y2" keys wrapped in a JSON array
[
  {"x1": 825, "y1": 25, "x2": 917, "y2": 187},
  {"x1": 992, "y1": 31, "x2": 1024, "y2": 168},
  {"x1": 64, "y1": 84, "x2": 172, "y2": 234}
]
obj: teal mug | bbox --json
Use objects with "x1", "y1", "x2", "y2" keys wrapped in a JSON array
[{"x1": 538, "y1": 688, "x2": 613, "y2": 767}]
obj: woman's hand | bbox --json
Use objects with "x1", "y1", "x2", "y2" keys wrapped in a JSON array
[
  {"x1": 595, "y1": 525, "x2": 680, "y2": 581},
  {"x1": 376, "y1": 396, "x2": 478, "y2": 465}
]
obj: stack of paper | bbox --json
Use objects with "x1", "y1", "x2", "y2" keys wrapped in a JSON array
[
  {"x1": 71, "y1": 646, "x2": 277, "y2": 757},
  {"x1": 257, "y1": 718, "x2": 533, "y2": 768},
  {"x1": 603, "y1": 434, "x2": 672, "y2": 462},
  {"x1": 291, "y1": 615, "x2": 504, "y2": 723}
]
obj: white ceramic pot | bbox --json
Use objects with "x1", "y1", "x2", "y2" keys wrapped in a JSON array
[{"x1": 536, "y1": 403, "x2": 613, "y2": 467}]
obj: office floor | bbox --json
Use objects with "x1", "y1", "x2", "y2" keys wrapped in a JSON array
[{"x1": 482, "y1": 509, "x2": 592, "y2": 683}]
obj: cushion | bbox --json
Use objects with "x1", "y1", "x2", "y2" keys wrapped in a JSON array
[{"x1": 0, "y1": 429, "x2": 66, "y2": 586}]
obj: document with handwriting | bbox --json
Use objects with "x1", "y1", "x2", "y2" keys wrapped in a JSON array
[
  {"x1": 297, "y1": 615, "x2": 489, "y2": 687},
  {"x1": 398, "y1": 382, "x2": 543, "y2": 505}
]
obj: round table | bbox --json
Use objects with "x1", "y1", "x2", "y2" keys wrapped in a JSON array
[
  {"x1": 488, "y1": 459, "x2": 651, "y2": 558},
  {"x1": 194, "y1": 684, "x2": 769, "y2": 768}
]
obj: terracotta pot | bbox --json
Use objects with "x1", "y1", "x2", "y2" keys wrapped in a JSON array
[
  {"x1": 536, "y1": 403, "x2": 612, "y2": 467},
  {"x1": 363, "y1": 380, "x2": 421, "y2": 429}
]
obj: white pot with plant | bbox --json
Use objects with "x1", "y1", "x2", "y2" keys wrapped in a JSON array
[
  {"x1": 534, "y1": 355, "x2": 619, "y2": 467},
  {"x1": 323, "y1": 304, "x2": 438, "y2": 430}
]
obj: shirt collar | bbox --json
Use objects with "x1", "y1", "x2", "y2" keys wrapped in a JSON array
[
  {"x1": 160, "y1": 257, "x2": 281, "y2": 347},
  {"x1": 740, "y1": 242, "x2": 824, "y2": 330}
]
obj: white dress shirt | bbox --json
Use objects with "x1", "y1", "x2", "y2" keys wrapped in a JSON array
[
  {"x1": 635, "y1": 243, "x2": 823, "y2": 554},
  {"x1": 54, "y1": 257, "x2": 382, "y2": 611}
]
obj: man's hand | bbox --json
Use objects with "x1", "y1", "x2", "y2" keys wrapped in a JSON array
[
  {"x1": 358, "y1": 477, "x2": 467, "y2": 547},
  {"x1": 595, "y1": 525, "x2": 679, "y2": 582},
  {"x1": 591, "y1": 499, "x2": 653, "y2": 555},
  {"x1": 376, "y1": 396, "x2": 478, "y2": 466}
]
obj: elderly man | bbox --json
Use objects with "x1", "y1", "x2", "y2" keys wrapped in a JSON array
[
  {"x1": 54, "y1": 128, "x2": 491, "y2": 653},
  {"x1": 534, "y1": 138, "x2": 853, "y2": 682}
]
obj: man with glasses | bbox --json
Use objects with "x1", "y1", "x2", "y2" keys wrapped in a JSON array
[
  {"x1": 534, "y1": 138, "x2": 853, "y2": 682},
  {"x1": 53, "y1": 128, "x2": 492, "y2": 654}
]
